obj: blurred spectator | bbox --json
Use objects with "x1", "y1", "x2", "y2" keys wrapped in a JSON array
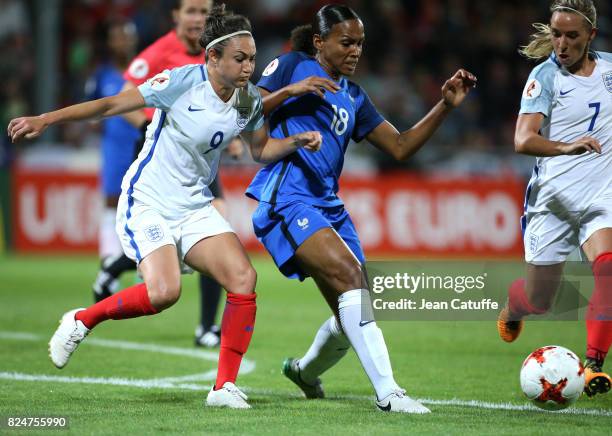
[{"x1": 6, "y1": 0, "x2": 612, "y2": 175}]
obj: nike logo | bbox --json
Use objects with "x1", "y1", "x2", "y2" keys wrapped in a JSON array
[
  {"x1": 188, "y1": 105, "x2": 205, "y2": 112},
  {"x1": 559, "y1": 88, "x2": 576, "y2": 96},
  {"x1": 377, "y1": 401, "x2": 392, "y2": 412},
  {"x1": 359, "y1": 320, "x2": 374, "y2": 327}
]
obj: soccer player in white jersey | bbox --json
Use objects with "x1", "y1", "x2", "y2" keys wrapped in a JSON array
[
  {"x1": 496, "y1": 0, "x2": 611, "y2": 397},
  {"x1": 8, "y1": 5, "x2": 322, "y2": 409}
]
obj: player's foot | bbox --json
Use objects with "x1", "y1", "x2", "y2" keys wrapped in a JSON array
[
  {"x1": 205, "y1": 382, "x2": 250, "y2": 409},
  {"x1": 48, "y1": 309, "x2": 90, "y2": 369},
  {"x1": 497, "y1": 306, "x2": 523, "y2": 343},
  {"x1": 92, "y1": 270, "x2": 119, "y2": 303},
  {"x1": 194, "y1": 324, "x2": 221, "y2": 348},
  {"x1": 584, "y1": 358, "x2": 611, "y2": 397},
  {"x1": 376, "y1": 389, "x2": 431, "y2": 414},
  {"x1": 282, "y1": 357, "x2": 324, "y2": 399}
]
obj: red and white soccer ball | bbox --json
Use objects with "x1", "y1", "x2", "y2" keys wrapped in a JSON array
[{"x1": 520, "y1": 345, "x2": 585, "y2": 411}]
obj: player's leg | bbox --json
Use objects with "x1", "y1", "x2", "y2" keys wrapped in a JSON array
[
  {"x1": 580, "y1": 227, "x2": 612, "y2": 396},
  {"x1": 50, "y1": 244, "x2": 181, "y2": 368},
  {"x1": 194, "y1": 180, "x2": 226, "y2": 348},
  {"x1": 498, "y1": 263, "x2": 564, "y2": 342},
  {"x1": 498, "y1": 210, "x2": 574, "y2": 342},
  {"x1": 295, "y1": 228, "x2": 429, "y2": 413},
  {"x1": 184, "y1": 231, "x2": 256, "y2": 409},
  {"x1": 181, "y1": 205, "x2": 256, "y2": 407}
]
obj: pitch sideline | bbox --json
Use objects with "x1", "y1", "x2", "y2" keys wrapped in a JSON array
[{"x1": 1, "y1": 331, "x2": 610, "y2": 417}]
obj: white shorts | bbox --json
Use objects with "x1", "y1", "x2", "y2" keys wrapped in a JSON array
[
  {"x1": 116, "y1": 199, "x2": 234, "y2": 273},
  {"x1": 523, "y1": 197, "x2": 612, "y2": 264}
]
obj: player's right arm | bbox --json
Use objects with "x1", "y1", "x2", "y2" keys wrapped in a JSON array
[
  {"x1": 260, "y1": 76, "x2": 339, "y2": 115},
  {"x1": 8, "y1": 88, "x2": 145, "y2": 143},
  {"x1": 515, "y1": 113, "x2": 601, "y2": 156},
  {"x1": 516, "y1": 62, "x2": 601, "y2": 156},
  {"x1": 119, "y1": 81, "x2": 148, "y2": 128},
  {"x1": 257, "y1": 53, "x2": 339, "y2": 115}
]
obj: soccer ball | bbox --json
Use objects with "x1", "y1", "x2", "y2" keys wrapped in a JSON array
[{"x1": 519, "y1": 345, "x2": 585, "y2": 411}]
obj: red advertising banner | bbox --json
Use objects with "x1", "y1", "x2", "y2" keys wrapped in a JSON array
[
  {"x1": 12, "y1": 167, "x2": 526, "y2": 257},
  {"x1": 219, "y1": 171, "x2": 526, "y2": 257},
  {"x1": 12, "y1": 170, "x2": 102, "y2": 253}
]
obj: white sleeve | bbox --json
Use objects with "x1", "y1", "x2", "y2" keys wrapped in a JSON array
[
  {"x1": 137, "y1": 65, "x2": 202, "y2": 111},
  {"x1": 243, "y1": 93, "x2": 264, "y2": 132},
  {"x1": 519, "y1": 62, "x2": 556, "y2": 117},
  {"x1": 596, "y1": 51, "x2": 612, "y2": 63}
]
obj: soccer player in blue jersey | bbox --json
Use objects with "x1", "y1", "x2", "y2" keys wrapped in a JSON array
[
  {"x1": 86, "y1": 20, "x2": 142, "y2": 301},
  {"x1": 247, "y1": 4, "x2": 476, "y2": 413}
]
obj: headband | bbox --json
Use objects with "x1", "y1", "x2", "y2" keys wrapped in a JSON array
[
  {"x1": 205, "y1": 30, "x2": 252, "y2": 52},
  {"x1": 552, "y1": 6, "x2": 595, "y2": 27}
]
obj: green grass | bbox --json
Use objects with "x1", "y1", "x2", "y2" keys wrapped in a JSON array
[{"x1": 0, "y1": 255, "x2": 610, "y2": 435}]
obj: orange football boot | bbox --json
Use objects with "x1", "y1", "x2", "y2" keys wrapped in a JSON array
[
  {"x1": 497, "y1": 306, "x2": 523, "y2": 343},
  {"x1": 584, "y1": 359, "x2": 611, "y2": 397}
]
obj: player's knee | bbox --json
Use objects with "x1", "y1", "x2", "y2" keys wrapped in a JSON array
[
  {"x1": 148, "y1": 277, "x2": 182, "y2": 310},
  {"x1": 326, "y1": 258, "x2": 363, "y2": 291},
  {"x1": 226, "y1": 263, "x2": 257, "y2": 295}
]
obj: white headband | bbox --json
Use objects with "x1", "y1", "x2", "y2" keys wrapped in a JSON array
[
  {"x1": 552, "y1": 6, "x2": 595, "y2": 27},
  {"x1": 205, "y1": 30, "x2": 252, "y2": 52}
]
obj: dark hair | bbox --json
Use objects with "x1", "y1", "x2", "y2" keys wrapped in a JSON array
[
  {"x1": 169, "y1": 0, "x2": 183, "y2": 10},
  {"x1": 170, "y1": 0, "x2": 213, "y2": 12},
  {"x1": 290, "y1": 4, "x2": 360, "y2": 55},
  {"x1": 199, "y1": 4, "x2": 252, "y2": 58}
]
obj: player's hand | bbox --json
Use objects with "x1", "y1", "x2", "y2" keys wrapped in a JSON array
[
  {"x1": 287, "y1": 76, "x2": 340, "y2": 99},
  {"x1": 227, "y1": 136, "x2": 245, "y2": 159},
  {"x1": 7, "y1": 115, "x2": 48, "y2": 143},
  {"x1": 559, "y1": 137, "x2": 602, "y2": 155},
  {"x1": 292, "y1": 131, "x2": 322, "y2": 152},
  {"x1": 441, "y1": 69, "x2": 477, "y2": 108}
]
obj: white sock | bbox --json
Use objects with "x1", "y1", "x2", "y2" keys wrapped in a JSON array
[
  {"x1": 298, "y1": 316, "x2": 350, "y2": 384},
  {"x1": 99, "y1": 207, "x2": 122, "y2": 259},
  {"x1": 338, "y1": 289, "x2": 399, "y2": 400}
]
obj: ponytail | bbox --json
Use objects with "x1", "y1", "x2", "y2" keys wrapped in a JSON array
[
  {"x1": 519, "y1": 23, "x2": 554, "y2": 60},
  {"x1": 290, "y1": 24, "x2": 315, "y2": 56}
]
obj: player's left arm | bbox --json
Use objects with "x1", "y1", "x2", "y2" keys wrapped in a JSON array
[
  {"x1": 8, "y1": 88, "x2": 145, "y2": 143},
  {"x1": 243, "y1": 124, "x2": 321, "y2": 164},
  {"x1": 367, "y1": 69, "x2": 476, "y2": 161}
]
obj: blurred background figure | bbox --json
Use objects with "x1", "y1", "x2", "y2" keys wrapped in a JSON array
[{"x1": 85, "y1": 20, "x2": 141, "y2": 300}]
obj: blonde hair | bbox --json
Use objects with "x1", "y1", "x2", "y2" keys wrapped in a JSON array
[{"x1": 519, "y1": 0, "x2": 597, "y2": 60}]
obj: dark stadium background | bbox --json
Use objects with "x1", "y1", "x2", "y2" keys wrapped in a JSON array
[{"x1": 0, "y1": 0, "x2": 610, "y2": 255}]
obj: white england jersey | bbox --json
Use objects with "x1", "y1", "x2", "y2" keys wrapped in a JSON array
[
  {"x1": 519, "y1": 51, "x2": 612, "y2": 215},
  {"x1": 121, "y1": 64, "x2": 264, "y2": 219}
]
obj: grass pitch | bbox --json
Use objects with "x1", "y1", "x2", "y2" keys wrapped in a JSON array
[{"x1": 0, "y1": 255, "x2": 610, "y2": 435}]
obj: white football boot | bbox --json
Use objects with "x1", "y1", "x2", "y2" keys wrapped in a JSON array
[
  {"x1": 206, "y1": 382, "x2": 251, "y2": 409},
  {"x1": 376, "y1": 389, "x2": 431, "y2": 414},
  {"x1": 48, "y1": 309, "x2": 90, "y2": 369}
]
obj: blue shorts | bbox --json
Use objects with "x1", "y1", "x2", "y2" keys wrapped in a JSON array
[{"x1": 252, "y1": 201, "x2": 365, "y2": 280}]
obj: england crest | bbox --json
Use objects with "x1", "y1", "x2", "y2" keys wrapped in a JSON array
[
  {"x1": 236, "y1": 106, "x2": 250, "y2": 129},
  {"x1": 603, "y1": 71, "x2": 612, "y2": 94},
  {"x1": 144, "y1": 224, "x2": 164, "y2": 242}
]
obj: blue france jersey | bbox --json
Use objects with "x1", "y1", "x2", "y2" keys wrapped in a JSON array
[
  {"x1": 86, "y1": 64, "x2": 141, "y2": 149},
  {"x1": 86, "y1": 64, "x2": 141, "y2": 195},
  {"x1": 246, "y1": 51, "x2": 384, "y2": 206}
]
